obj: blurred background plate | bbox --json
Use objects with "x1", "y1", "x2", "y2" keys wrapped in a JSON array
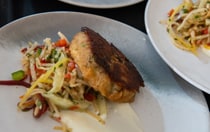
[
  {"x1": 58, "y1": 0, "x2": 144, "y2": 8},
  {"x1": 145, "y1": 0, "x2": 210, "y2": 94}
]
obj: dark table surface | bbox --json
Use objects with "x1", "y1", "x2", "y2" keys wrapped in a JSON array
[{"x1": 0, "y1": 0, "x2": 210, "y2": 110}]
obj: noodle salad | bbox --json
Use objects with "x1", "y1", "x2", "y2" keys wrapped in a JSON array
[
  {"x1": 14, "y1": 32, "x2": 107, "y2": 132},
  {"x1": 165, "y1": 0, "x2": 210, "y2": 57}
]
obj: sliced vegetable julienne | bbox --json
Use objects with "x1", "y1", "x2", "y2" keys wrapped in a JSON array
[
  {"x1": 19, "y1": 57, "x2": 69, "y2": 107},
  {"x1": 17, "y1": 32, "x2": 109, "y2": 131},
  {"x1": 29, "y1": 57, "x2": 37, "y2": 81},
  {"x1": 48, "y1": 53, "x2": 67, "y2": 93},
  {"x1": 164, "y1": 0, "x2": 210, "y2": 57},
  {"x1": 85, "y1": 110, "x2": 105, "y2": 124},
  {"x1": 58, "y1": 31, "x2": 70, "y2": 44},
  {"x1": 18, "y1": 99, "x2": 35, "y2": 111},
  {"x1": 167, "y1": 23, "x2": 197, "y2": 54},
  {"x1": 169, "y1": 2, "x2": 185, "y2": 21},
  {"x1": 177, "y1": 8, "x2": 208, "y2": 31},
  {"x1": 198, "y1": 0, "x2": 208, "y2": 8},
  {"x1": 0, "y1": 80, "x2": 31, "y2": 88},
  {"x1": 35, "y1": 58, "x2": 53, "y2": 71},
  {"x1": 53, "y1": 123, "x2": 72, "y2": 132},
  {"x1": 41, "y1": 78, "x2": 53, "y2": 84},
  {"x1": 32, "y1": 94, "x2": 49, "y2": 118},
  {"x1": 94, "y1": 94, "x2": 107, "y2": 120},
  {"x1": 42, "y1": 93, "x2": 90, "y2": 110},
  {"x1": 184, "y1": 0, "x2": 193, "y2": 10}
]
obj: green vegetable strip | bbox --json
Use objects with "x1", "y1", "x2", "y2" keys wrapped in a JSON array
[{"x1": 11, "y1": 70, "x2": 25, "y2": 81}]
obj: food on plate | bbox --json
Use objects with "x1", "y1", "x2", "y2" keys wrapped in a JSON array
[
  {"x1": 70, "y1": 27, "x2": 144, "y2": 102},
  {"x1": 164, "y1": 0, "x2": 210, "y2": 57},
  {"x1": 11, "y1": 27, "x2": 144, "y2": 131}
]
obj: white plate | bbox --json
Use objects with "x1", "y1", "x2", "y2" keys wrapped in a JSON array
[
  {"x1": 58, "y1": 0, "x2": 144, "y2": 8},
  {"x1": 145, "y1": 0, "x2": 210, "y2": 94},
  {"x1": 0, "y1": 12, "x2": 209, "y2": 132}
]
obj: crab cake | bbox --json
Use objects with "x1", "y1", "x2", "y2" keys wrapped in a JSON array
[{"x1": 70, "y1": 27, "x2": 144, "y2": 102}]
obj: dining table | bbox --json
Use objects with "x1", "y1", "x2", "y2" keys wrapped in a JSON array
[{"x1": 0, "y1": 0, "x2": 209, "y2": 127}]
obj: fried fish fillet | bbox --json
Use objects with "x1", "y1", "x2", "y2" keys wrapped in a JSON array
[{"x1": 70, "y1": 27, "x2": 144, "y2": 102}]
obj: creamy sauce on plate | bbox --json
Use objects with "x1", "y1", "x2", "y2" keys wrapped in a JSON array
[{"x1": 61, "y1": 103, "x2": 143, "y2": 132}]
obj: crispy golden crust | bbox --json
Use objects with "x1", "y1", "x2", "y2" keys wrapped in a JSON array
[{"x1": 70, "y1": 27, "x2": 144, "y2": 102}]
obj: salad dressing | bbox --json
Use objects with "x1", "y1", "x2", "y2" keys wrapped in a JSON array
[{"x1": 61, "y1": 103, "x2": 144, "y2": 132}]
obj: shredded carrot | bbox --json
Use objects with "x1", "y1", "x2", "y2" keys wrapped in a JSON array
[{"x1": 168, "y1": 9, "x2": 174, "y2": 17}]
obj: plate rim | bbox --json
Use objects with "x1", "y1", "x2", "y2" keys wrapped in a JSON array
[{"x1": 58, "y1": 0, "x2": 144, "y2": 9}]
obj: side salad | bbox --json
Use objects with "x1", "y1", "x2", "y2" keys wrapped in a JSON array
[{"x1": 1, "y1": 32, "x2": 107, "y2": 132}]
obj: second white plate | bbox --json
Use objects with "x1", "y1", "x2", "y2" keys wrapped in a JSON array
[{"x1": 145, "y1": 0, "x2": 210, "y2": 94}]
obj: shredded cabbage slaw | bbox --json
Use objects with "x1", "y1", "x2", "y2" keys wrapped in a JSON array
[
  {"x1": 17, "y1": 32, "x2": 107, "y2": 132},
  {"x1": 163, "y1": 0, "x2": 210, "y2": 56}
]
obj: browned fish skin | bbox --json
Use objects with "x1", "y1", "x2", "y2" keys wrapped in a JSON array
[{"x1": 70, "y1": 27, "x2": 144, "y2": 102}]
